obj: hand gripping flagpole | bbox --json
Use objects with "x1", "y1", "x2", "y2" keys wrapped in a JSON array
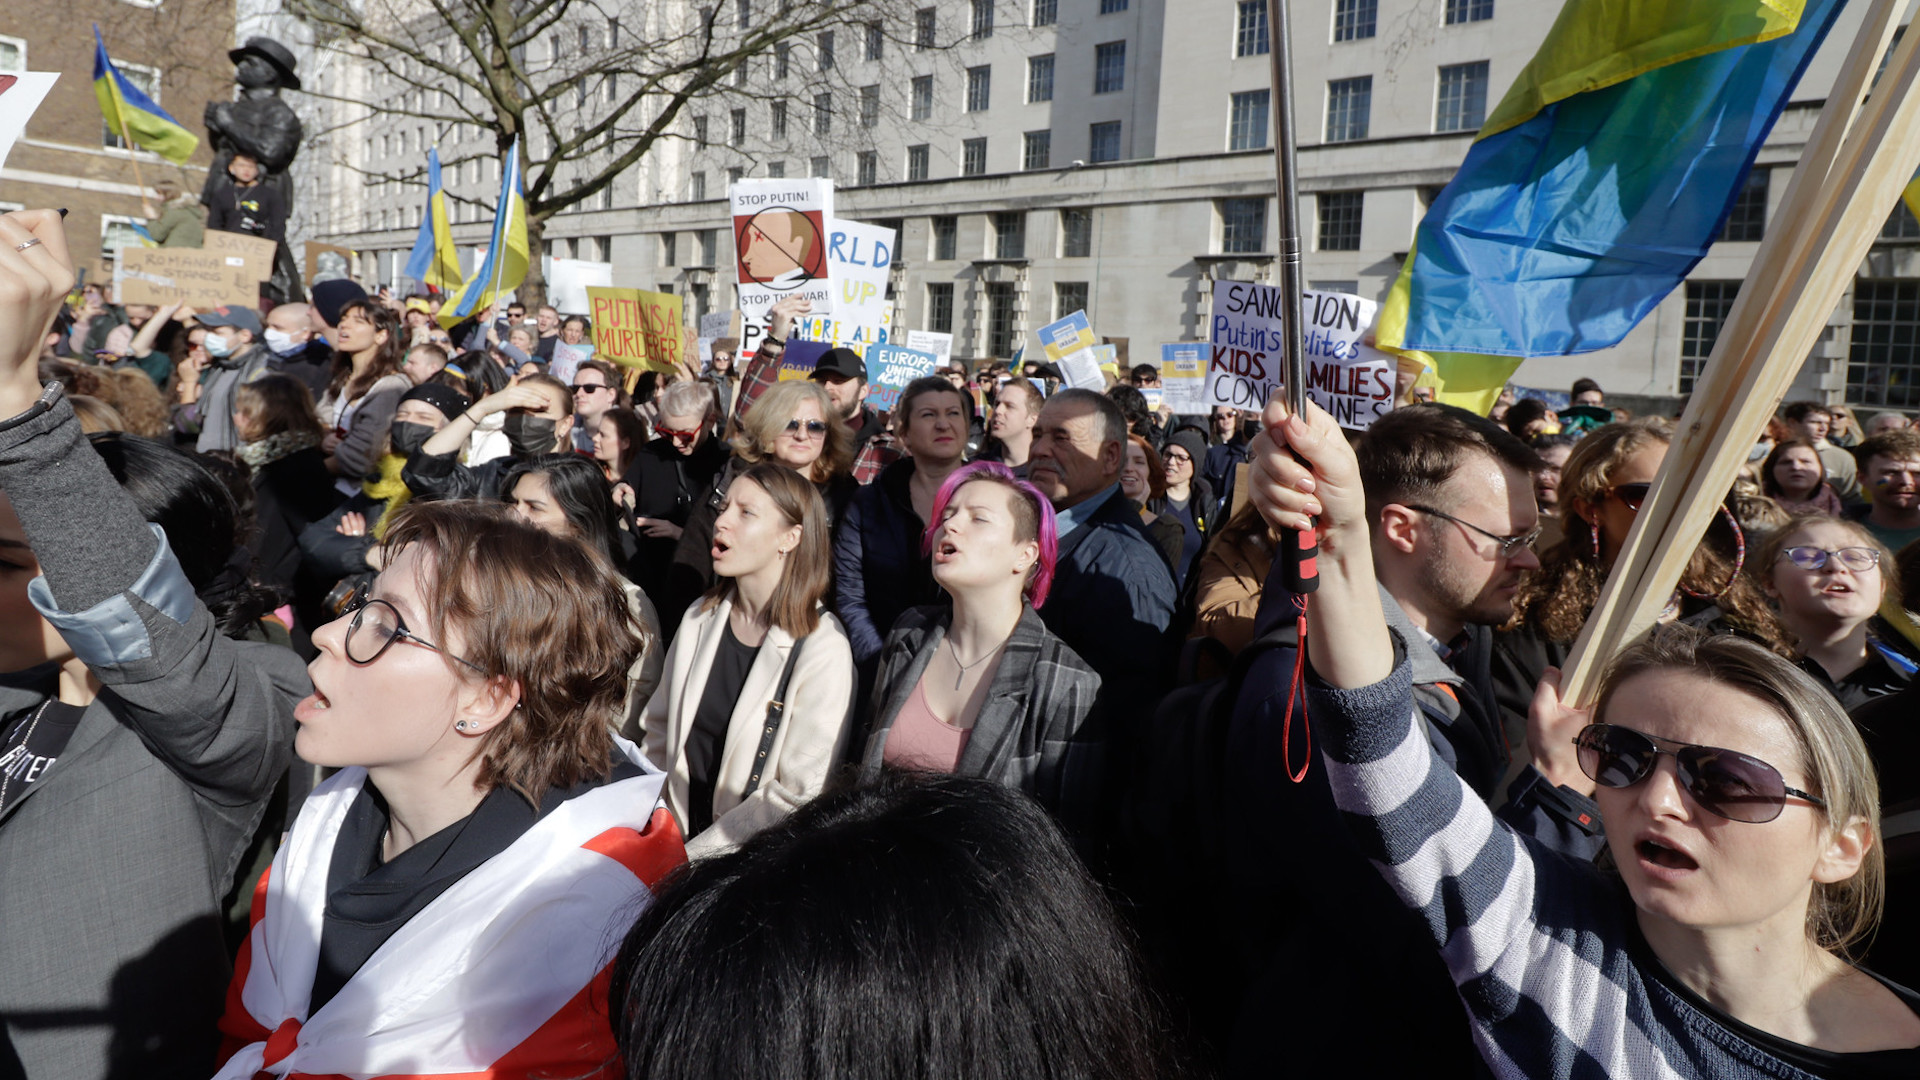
[{"x1": 1265, "y1": 0, "x2": 1318, "y2": 596}]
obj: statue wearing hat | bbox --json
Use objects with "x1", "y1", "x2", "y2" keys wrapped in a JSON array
[{"x1": 203, "y1": 37, "x2": 305, "y2": 303}]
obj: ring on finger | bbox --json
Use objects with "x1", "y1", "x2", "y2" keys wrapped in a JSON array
[{"x1": 12, "y1": 238, "x2": 42, "y2": 253}]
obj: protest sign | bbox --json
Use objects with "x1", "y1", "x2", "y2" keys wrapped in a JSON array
[
  {"x1": 1206, "y1": 281, "x2": 1395, "y2": 428},
  {"x1": 305, "y1": 242, "x2": 355, "y2": 285},
  {"x1": 1160, "y1": 343, "x2": 1209, "y2": 413},
  {"x1": 733, "y1": 177, "x2": 834, "y2": 351},
  {"x1": 549, "y1": 340, "x2": 593, "y2": 383},
  {"x1": 793, "y1": 300, "x2": 892, "y2": 349},
  {"x1": 1057, "y1": 347, "x2": 1106, "y2": 390},
  {"x1": 203, "y1": 230, "x2": 278, "y2": 283},
  {"x1": 1206, "y1": 280, "x2": 1287, "y2": 411},
  {"x1": 587, "y1": 286, "x2": 685, "y2": 372},
  {"x1": 779, "y1": 339, "x2": 832, "y2": 381},
  {"x1": 0, "y1": 73, "x2": 58, "y2": 175},
  {"x1": 905, "y1": 330, "x2": 953, "y2": 365},
  {"x1": 827, "y1": 219, "x2": 894, "y2": 332},
  {"x1": 546, "y1": 258, "x2": 613, "y2": 315},
  {"x1": 1039, "y1": 310, "x2": 1096, "y2": 364},
  {"x1": 863, "y1": 343, "x2": 939, "y2": 410},
  {"x1": 116, "y1": 247, "x2": 257, "y2": 308},
  {"x1": 699, "y1": 310, "x2": 740, "y2": 340},
  {"x1": 1092, "y1": 343, "x2": 1119, "y2": 379}
]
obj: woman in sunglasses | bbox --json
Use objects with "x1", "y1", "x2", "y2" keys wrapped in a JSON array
[
  {"x1": 640, "y1": 463, "x2": 853, "y2": 857},
  {"x1": 1757, "y1": 515, "x2": 1913, "y2": 710},
  {"x1": 1246, "y1": 398, "x2": 1918, "y2": 1080},
  {"x1": 1496, "y1": 418, "x2": 1786, "y2": 735},
  {"x1": 220, "y1": 499, "x2": 685, "y2": 1077}
]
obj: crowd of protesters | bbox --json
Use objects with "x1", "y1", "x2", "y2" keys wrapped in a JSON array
[{"x1": 5, "y1": 203, "x2": 1920, "y2": 1078}]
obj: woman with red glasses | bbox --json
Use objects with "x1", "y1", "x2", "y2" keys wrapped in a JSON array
[
  {"x1": 1494, "y1": 418, "x2": 1786, "y2": 743},
  {"x1": 1245, "y1": 399, "x2": 1919, "y2": 1079},
  {"x1": 1757, "y1": 515, "x2": 1914, "y2": 710}
]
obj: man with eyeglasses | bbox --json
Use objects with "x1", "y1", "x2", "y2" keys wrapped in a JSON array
[
  {"x1": 569, "y1": 360, "x2": 623, "y2": 453},
  {"x1": 1848, "y1": 427, "x2": 1920, "y2": 553},
  {"x1": 620, "y1": 379, "x2": 729, "y2": 608}
]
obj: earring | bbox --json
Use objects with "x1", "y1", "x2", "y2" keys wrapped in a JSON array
[
  {"x1": 1587, "y1": 519, "x2": 1601, "y2": 562},
  {"x1": 456, "y1": 720, "x2": 473, "y2": 732}
]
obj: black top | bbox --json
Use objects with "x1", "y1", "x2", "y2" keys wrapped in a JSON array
[
  {"x1": 1797, "y1": 622, "x2": 1917, "y2": 712},
  {"x1": 684, "y1": 620, "x2": 760, "y2": 837},
  {"x1": 0, "y1": 699, "x2": 86, "y2": 815},
  {"x1": 308, "y1": 755, "x2": 643, "y2": 1014}
]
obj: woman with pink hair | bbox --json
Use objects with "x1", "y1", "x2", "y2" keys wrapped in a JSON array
[{"x1": 857, "y1": 462, "x2": 1105, "y2": 839}]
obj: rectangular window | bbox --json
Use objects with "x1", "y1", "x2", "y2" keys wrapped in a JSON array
[
  {"x1": 811, "y1": 155, "x2": 831, "y2": 178},
  {"x1": 1436, "y1": 61, "x2": 1490, "y2": 132},
  {"x1": 814, "y1": 92, "x2": 832, "y2": 135},
  {"x1": 1222, "y1": 197, "x2": 1267, "y2": 253},
  {"x1": 1100, "y1": 0, "x2": 1127, "y2": 12},
  {"x1": 1884, "y1": 199, "x2": 1920, "y2": 240},
  {"x1": 994, "y1": 211, "x2": 1026, "y2": 258},
  {"x1": 729, "y1": 108, "x2": 746, "y2": 145},
  {"x1": 1317, "y1": 191, "x2": 1364, "y2": 251},
  {"x1": 1235, "y1": 1, "x2": 1269, "y2": 56},
  {"x1": 963, "y1": 137, "x2": 988, "y2": 176},
  {"x1": 818, "y1": 30, "x2": 834, "y2": 70},
  {"x1": 698, "y1": 229, "x2": 718, "y2": 266},
  {"x1": 933, "y1": 215, "x2": 958, "y2": 260},
  {"x1": 987, "y1": 282, "x2": 1020, "y2": 357},
  {"x1": 861, "y1": 84, "x2": 880, "y2": 127},
  {"x1": 1683, "y1": 281, "x2": 1740, "y2": 394},
  {"x1": 1719, "y1": 168, "x2": 1769, "y2": 242},
  {"x1": 1326, "y1": 75, "x2": 1371, "y2": 142},
  {"x1": 908, "y1": 144, "x2": 931, "y2": 181},
  {"x1": 1850, "y1": 279, "x2": 1920, "y2": 406},
  {"x1": 972, "y1": 0, "x2": 995, "y2": 39},
  {"x1": 776, "y1": 42, "x2": 790, "y2": 79},
  {"x1": 928, "y1": 282, "x2": 955, "y2": 333},
  {"x1": 735, "y1": 0, "x2": 749, "y2": 27},
  {"x1": 693, "y1": 115, "x2": 709, "y2": 144},
  {"x1": 912, "y1": 75, "x2": 934, "y2": 120},
  {"x1": 608, "y1": 18, "x2": 620, "y2": 48},
  {"x1": 727, "y1": 166, "x2": 745, "y2": 184},
  {"x1": 768, "y1": 160, "x2": 787, "y2": 177},
  {"x1": 1094, "y1": 42, "x2": 1126, "y2": 93},
  {"x1": 1032, "y1": 0, "x2": 1057, "y2": 26},
  {"x1": 1061, "y1": 209, "x2": 1092, "y2": 256},
  {"x1": 1089, "y1": 121, "x2": 1122, "y2": 163},
  {"x1": 1229, "y1": 89, "x2": 1270, "y2": 151},
  {"x1": 1445, "y1": 0, "x2": 1494, "y2": 24},
  {"x1": 967, "y1": 66, "x2": 992, "y2": 112},
  {"x1": 858, "y1": 151, "x2": 878, "y2": 185},
  {"x1": 1333, "y1": 0, "x2": 1377, "y2": 41},
  {"x1": 1023, "y1": 130, "x2": 1051, "y2": 171},
  {"x1": 661, "y1": 232, "x2": 678, "y2": 266},
  {"x1": 916, "y1": 7, "x2": 937, "y2": 49},
  {"x1": 1028, "y1": 55, "x2": 1055, "y2": 103},
  {"x1": 866, "y1": 22, "x2": 884, "y2": 60},
  {"x1": 1055, "y1": 282, "x2": 1089, "y2": 320},
  {"x1": 771, "y1": 99, "x2": 788, "y2": 137},
  {"x1": 690, "y1": 172, "x2": 707, "y2": 201}
]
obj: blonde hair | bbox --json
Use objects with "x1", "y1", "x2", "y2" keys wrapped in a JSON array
[
  {"x1": 701, "y1": 464, "x2": 832, "y2": 637},
  {"x1": 732, "y1": 379, "x2": 853, "y2": 483},
  {"x1": 1594, "y1": 625, "x2": 1884, "y2": 959}
]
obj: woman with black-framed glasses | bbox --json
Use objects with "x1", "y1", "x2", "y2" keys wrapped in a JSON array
[
  {"x1": 1756, "y1": 514, "x2": 1915, "y2": 710},
  {"x1": 1245, "y1": 398, "x2": 1920, "y2": 1080}
]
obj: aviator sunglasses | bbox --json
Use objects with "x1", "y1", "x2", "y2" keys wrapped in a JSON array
[{"x1": 1574, "y1": 723, "x2": 1824, "y2": 824}]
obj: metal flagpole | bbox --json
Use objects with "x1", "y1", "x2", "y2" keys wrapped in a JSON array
[{"x1": 1265, "y1": 0, "x2": 1318, "y2": 594}]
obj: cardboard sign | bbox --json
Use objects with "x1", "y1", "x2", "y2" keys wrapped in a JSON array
[
  {"x1": 826, "y1": 218, "x2": 894, "y2": 333},
  {"x1": 862, "y1": 343, "x2": 939, "y2": 411},
  {"x1": 732, "y1": 177, "x2": 834, "y2": 351},
  {"x1": 204, "y1": 230, "x2": 278, "y2": 283},
  {"x1": 549, "y1": 340, "x2": 593, "y2": 383},
  {"x1": 116, "y1": 247, "x2": 257, "y2": 308},
  {"x1": 779, "y1": 339, "x2": 832, "y2": 381},
  {"x1": 1207, "y1": 280, "x2": 1288, "y2": 411},
  {"x1": 699, "y1": 310, "x2": 740, "y2": 340},
  {"x1": 305, "y1": 242, "x2": 355, "y2": 286},
  {"x1": 0, "y1": 73, "x2": 58, "y2": 176},
  {"x1": 906, "y1": 330, "x2": 953, "y2": 365},
  {"x1": 587, "y1": 286, "x2": 685, "y2": 372},
  {"x1": 793, "y1": 300, "x2": 892, "y2": 349},
  {"x1": 1039, "y1": 310, "x2": 1096, "y2": 364},
  {"x1": 1160, "y1": 343, "x2": 1209, "y2": 413}
]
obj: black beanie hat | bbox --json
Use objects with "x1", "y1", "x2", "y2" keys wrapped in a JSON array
[{"x1": 399, "y1": 382, "x2": 471, "y2": 421}]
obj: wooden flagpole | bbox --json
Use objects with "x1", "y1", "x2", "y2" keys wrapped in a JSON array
[
  {"x1": 1560, "y1": 0, "x2": 1919, "y2": 703},
  {"x1": 115, "y1": 111, "x2": 152, "y2": 215}
]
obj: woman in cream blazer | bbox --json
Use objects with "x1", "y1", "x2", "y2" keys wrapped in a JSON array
[{"x1": 641, "y1": 463, "x2": 855, "y2": 856}]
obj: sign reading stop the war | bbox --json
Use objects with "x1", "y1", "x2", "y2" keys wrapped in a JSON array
[{"x1": 732, "y1": 177, "x2": 834, "y2": 354}]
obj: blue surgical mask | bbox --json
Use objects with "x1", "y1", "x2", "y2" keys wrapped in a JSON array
[{"x1": 204, "y1": 332, "x2": 235, "y2": 358}]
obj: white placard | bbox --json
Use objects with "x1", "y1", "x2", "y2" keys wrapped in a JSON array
[{"x1": 906, "y1": 330, "x2": 954, "y2": 365}]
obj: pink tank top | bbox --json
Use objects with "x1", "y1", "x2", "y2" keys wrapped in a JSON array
[{"x1": 881, "y1": 680, "x2": 970, "y2": 773}]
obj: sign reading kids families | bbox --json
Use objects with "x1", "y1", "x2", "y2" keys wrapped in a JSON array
[
  {"x1": 587, "y1": 286, "x2": 684, "y2": 373},
  {"x1": 732, "y1": 178, "x2": 835, "y2": 344},
  {"x1": 1207, "y1": 282, "x2": 1394, "y2": 428}
]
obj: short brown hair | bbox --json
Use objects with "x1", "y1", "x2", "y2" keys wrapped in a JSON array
[
  {"x1": 379, "y1": 500, "x2": 635, "y2": 805},
  {"x1": 233, "y1": 373, "x2": 325, "y2": 441},
  {"x1": 1855, "y1": 427, "x2": 1920, "y2": 471},
  {"x1": 1356, "y1": 402, "x2": 1543, "y2": 520},
  {"x1": 703, "y1": 463, "x2": 833, "y2": 637}
]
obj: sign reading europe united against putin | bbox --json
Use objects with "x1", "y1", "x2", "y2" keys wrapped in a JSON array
[{"x1": 1207, "y1": 280, "x2": 1395, "y2": 430}]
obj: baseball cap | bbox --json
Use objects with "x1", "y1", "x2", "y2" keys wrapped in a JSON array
[
  {"x1": 196, "y1": 305, "x2": 263, "y2": 335},
  {"x1": 810, "y1": 347, "x2": 866, "y2": 382}
]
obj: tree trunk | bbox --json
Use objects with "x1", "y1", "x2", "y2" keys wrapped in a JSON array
[{"x1": 518, "y1": 214, "x2": 549, "y2": 310}]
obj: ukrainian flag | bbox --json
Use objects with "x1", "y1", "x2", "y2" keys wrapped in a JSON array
[
  {"x1": 1376, "y1": 0, "x2": 1845, "y2": 414},
  {"x1": 404, "y1": 148, "x2": 463, "y2": 292},
  {"x1": 92, "y1": 26, "x2": 199, "y2": 165},
  {"x1": 437, "y1": 139, "x2": 529, "y2": 330}
]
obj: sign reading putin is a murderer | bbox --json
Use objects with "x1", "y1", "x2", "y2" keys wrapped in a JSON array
[{"x1": 587, "y1": 286, "x2": 684, "y2": 373}]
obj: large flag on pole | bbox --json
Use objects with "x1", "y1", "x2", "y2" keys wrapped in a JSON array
[
  {"x1": 404, "y1": 148, "x2": 463, "y2": 292},
  {"x1": 1375, "y1": 0, "x2": 1846, "y2": 413},
  {"x1": 91, "y1": 26, "x2": 199, "y2": 165},
  {"x1": 438, "y1": 139, "x2": 528, "y2": 330}
]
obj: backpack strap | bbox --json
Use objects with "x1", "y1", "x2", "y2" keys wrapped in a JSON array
[{"x1": 742, "y1": 634, "x2": 807, "y2": 799}]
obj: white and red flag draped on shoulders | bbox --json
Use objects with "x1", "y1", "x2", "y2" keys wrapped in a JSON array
[{"x1": 214, "y1": 741, "x2": 683, "y2": 1080}]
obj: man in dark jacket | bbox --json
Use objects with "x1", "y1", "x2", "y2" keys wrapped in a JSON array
[
  {"x1": 621, "y1": 378, "x2": 729, "y2": 620},
  {"x1": 403, "y1": 374, "x2": 574, "y2": 499},
  {"x1": 1202, "y1": 406, "x2": 1250, "y2": 513}
]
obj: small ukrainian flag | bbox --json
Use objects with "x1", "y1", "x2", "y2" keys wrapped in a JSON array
[{"x1": 92, "y1": 26, "x2": 199, "y2": 166}]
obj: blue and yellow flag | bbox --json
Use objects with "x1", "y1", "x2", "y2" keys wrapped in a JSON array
[
  {"x1": 404, "y1": 148, "x2": 463, "y2": 292},
  {"x1": 91, "y1": 26, "x2": 199, "y2": 165},
  {"x1": 1376, "y1": 0, "x2": 1844, "y2": 414},
  {"x1": 438, "y1": 140, "x2": 529, "y2": 330}
]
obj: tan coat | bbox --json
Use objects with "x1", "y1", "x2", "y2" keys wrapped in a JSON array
[
  {"x1": 640, "y1": 596, "x2": 855, "y2": 857},
  {"x1": 1190, "y1": 530, "x2": 1274, "y2": 657}
]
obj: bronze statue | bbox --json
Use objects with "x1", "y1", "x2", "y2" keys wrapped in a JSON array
[{"x1": 203, "y1": 36, "x2": 304, "y2": 303}]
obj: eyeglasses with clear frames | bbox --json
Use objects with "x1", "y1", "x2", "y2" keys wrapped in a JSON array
[
  {"x1": 1779, "y1": 545, "x2": 1880, "y2": 572},
  {"x1": 1403, "y1": 504, "x2": 1541, "y2": 558}
]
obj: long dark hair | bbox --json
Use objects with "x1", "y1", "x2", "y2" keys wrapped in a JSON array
[
  {"x1": 1760, "y1": 437, "x2": 1829, "y2": 500},
  {"x1": 498, "y1": 453, "x2": 623, "y2": 565},
  {"x1": 610, "y1": 773, "x2": 1183, "y2": 1080},
  {"x1": 87, "y1": 433, "x2": 283, "y2": 637},
  {"x1": 328, "y1": 299, "x2": 406, "y2": 403}
]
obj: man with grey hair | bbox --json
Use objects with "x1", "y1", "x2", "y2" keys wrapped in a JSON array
[{"x1": 622, "y1": 379, "x2": 731, "y2": 615}]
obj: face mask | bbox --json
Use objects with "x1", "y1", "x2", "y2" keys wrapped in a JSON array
[
  {"x1": 264, "y1": 328, "x2": 304, "y2": 355},
  {"x1": 389, "y1": 421, "x2": 433, "y2": 457},
  {"x1": 204, "y1": 332, "x2": 235, "y2": 359},
  {"x1": 502, "y1": 413, "x2": 558, "y2": 457}
]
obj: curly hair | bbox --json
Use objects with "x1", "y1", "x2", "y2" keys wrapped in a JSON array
[{"x1": 732, "y1": 379, "x2": 854, "y2": 483}]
